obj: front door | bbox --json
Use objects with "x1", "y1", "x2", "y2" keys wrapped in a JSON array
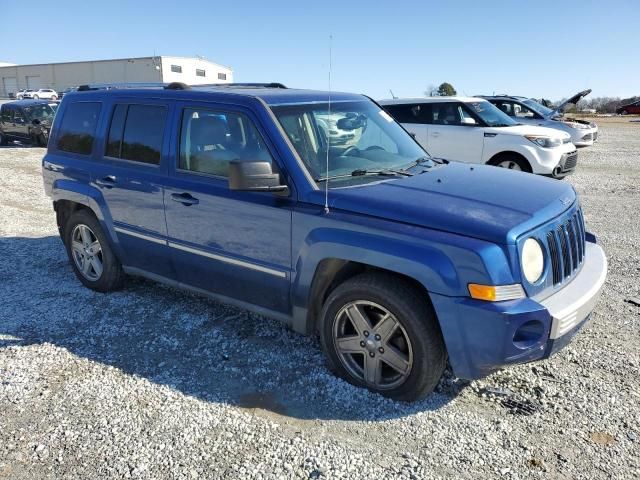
[
  {"x1": 12, "y1": 107, "x2": 30, "y2": 142},
  {"x1": 426, "y1": 102, "x2": 485, "y2": 163},
  {"x1": 92, "y1": 100, "x2": 174, "y2": 278},
  {"x1": 164, "y1": 103, "x2": 293, "y2": 314}
]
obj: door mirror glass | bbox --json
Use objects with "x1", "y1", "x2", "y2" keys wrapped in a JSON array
[
  {"x1": 460, "y1": 117, "x2": 477, "y2": 125},
  {"x1": 228, "y1": 161, "x2": 288, "y2": 193}
]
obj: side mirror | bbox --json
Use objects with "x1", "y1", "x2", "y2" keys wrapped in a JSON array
[
  {"x1": 32, "y1": 119, "x2": 41, "y2": 126},
  {"x1": 228, "y1": 161, "x2": 288, "y2": 193},
  {"x1": 460, "y1": 117, "x2": 477, "y2": 126}
]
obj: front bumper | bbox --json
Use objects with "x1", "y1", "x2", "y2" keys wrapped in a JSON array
[
  {"x1": 430, "y1": 241, "x2": 607, "y2": 379},
  {"x1": 548, "y1": 150, "x2": 578, "y2": 179}
]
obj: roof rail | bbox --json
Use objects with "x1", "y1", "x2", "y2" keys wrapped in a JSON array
[
  {"x1": 76, "y1": 82, "x2": 191, "y2": 92},
  {"x1": 74, "y1": 81, "x2": 285, "y2": 93},
  {"x1": 193, "y1": 82, "x2": 288, "y2": 89}
]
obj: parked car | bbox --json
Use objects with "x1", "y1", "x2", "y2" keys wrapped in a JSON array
[
  {"x1": 16, "y1": 89, "x2": 33, "y2": 99},
  {"x1": 616, "y1": 100, "x2": 640, "y2": 115},
  {"x1": 23, "y1": 88, "x2": 58, "y2": 100},
  {"x1": 0, "y1": 100, "x2": 58, "y2": 146},
  {"x1": 480, "y1": 90, "x2": 599, "y2": 147},
  {"x1": 42, "y1": 84, "x2": 607, "y2": 401},
  {"x1": 380, "y1": 97, "x2": 578, "y2": 178}
]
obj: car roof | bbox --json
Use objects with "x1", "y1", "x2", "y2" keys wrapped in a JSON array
[
  {"x1": 477, "y1": 95, "x2": 528, "y2": 101},
  {"x1": 379, "y1": 96, "x2": 487, "y2": 105},
  {"x1": 65, "y1": 84, "x2": 365, "y2": 106}
]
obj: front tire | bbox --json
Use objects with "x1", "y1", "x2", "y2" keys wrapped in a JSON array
[
  {"x1": 33, "y1": 95, "x2": 39, "y2": 99},
  {"x1": 64, "y1": 210, "x2": 124, "y2": 292},
  {"x1": 488, "y1": 153, "x2": 531, "y2": 172},
  {"x1": 319, "y1": 273, "x2": 446, "y2": 401}
]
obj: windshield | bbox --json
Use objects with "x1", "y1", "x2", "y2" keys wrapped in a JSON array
[
  {"x1": 272, "y1": 100, "x2": 432, "y2": 186},
  {"x1": 523, "y1": 99, "x2": 554, "y2": 117},
  {"x1": 466, "y1": 101, "x2": 518, "y2": 127},
  {"x1": 23, "y1": 103, "x2": 57, "y2": 121}
]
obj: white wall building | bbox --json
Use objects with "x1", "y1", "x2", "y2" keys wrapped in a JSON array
[{"x1": 0, "y1": 56, "x2": 233, "y2": 97}]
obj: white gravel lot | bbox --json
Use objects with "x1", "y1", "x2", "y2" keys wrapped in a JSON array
[{"x1": 0, "y1": 119, "x2": 639, "y2": 479}]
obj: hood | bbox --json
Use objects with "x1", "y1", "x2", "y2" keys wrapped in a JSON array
[
  {"x1": 485, "y1": 124, "x2": 570, "y2": 139},
  {"x1": 320, "y1": 162, "x2": 576, "y2": 245},
  {"x1": 549, "y1": 89, "x2": 592, "y2": 117}
]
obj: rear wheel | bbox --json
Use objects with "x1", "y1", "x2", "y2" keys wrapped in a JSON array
[
  {"x1": 319, "y1": 273, "x2": 446, "y2": 401},
  {"x1": 64, "y1": 210, "x2": 124, "y2": 292},
  {"x1": 489, "y1": 154, "x2": 531, "y2": 172}
]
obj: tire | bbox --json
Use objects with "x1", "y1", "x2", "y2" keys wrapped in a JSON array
[
  {"x1": 0, "y1": 132, "x2": 6, "y2": 146},
  {"x1": 319, "y1": 272, "x2": 446, "y2": 401},
  {"x1": 620, "y1": 110, "x2": 628, "y2": 116},
  {"x1": 33, "y1": 95, "x2": 39, "y2": 99},
  {"x1": 63, "y1": 210, "x2": 124, "y2": 292},
  {"x1": 488, "y1": 153, "x2": 531, "y2": 172}
]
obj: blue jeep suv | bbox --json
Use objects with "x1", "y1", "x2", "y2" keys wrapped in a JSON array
[{"x1": 42, "y1": 83, "x2": 607, "y2": 401}]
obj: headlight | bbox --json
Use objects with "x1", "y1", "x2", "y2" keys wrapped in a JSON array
[
  {"x1": 524, "y1": 135, "x2": 563, "y2": 148},
  {"x1": 521, "y1": 238, "x2": 544, "y2": 284}
]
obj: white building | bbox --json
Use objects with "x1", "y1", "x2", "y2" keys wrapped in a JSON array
[{"x1": 0, "y1": 56, "x2": 233, "y2": 97}]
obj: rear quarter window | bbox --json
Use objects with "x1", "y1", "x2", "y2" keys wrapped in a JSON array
[
  {"x1": 56, "y1": 102, "x2": 101, "y2": 155},
  {"x1": 105, "y1": 104, "x2": 167, "y2": 165}
]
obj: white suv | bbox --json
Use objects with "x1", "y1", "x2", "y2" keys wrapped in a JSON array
[
  {"x1": 380, "y1": 97, "x2": 578, "y2": 178},
  {"x1": 23, "y1": 88, "x2": 58, "y2": 100}
]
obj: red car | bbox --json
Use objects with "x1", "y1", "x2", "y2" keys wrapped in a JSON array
[{"x1": 616, "y1": 100, "x2": 640, "y2": 115}]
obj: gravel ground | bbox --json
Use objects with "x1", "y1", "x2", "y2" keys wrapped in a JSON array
[{"x1": 1, "y1": 119, "x2": 639, "y2": 479}]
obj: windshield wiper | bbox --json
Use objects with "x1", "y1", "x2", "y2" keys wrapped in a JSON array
[{"x1": 315, "y1": 168, "x2": 413, "y2": 183}]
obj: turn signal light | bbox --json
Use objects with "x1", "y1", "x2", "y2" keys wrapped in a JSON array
[{"x1": 468, "y1": 283, "x2": 526, "y2": 302}]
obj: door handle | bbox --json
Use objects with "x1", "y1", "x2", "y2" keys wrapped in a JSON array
[
  {"x1": 95, "y1": 175, "x2": 117, "y2": 188},
  {"x1": 171, "y1": 192, "x2": 199, "y2": 206},
  {"x1": 431, "y1": 132, "x2": 440, "y2": 137}
]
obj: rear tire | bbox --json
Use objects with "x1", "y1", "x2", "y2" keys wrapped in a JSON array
[
  {"x1": 319, "y1": 272, "x2": 446, "y2": 401},
  {"x1": 63, "y1": 210, "x2": 124, "y2": 292},
  {"x1": 488, "y1": 153, "x2": 531, "y2": 172}
]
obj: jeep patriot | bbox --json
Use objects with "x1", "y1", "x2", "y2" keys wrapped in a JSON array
[{"x1": 42, "y1": 83, "x2": 607, "y2": 401}]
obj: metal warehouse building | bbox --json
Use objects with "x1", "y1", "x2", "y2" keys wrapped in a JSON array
[{"x1": 0, "y1": 56, "x2": 233, "y2": 97}]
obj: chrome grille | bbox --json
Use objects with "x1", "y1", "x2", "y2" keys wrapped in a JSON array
[{"x1": 546, "y1": 208, "x2": 586, "y2": 285}]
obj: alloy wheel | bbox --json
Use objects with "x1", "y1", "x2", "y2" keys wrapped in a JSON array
[
  {"x1": 332, "y1": 300, "x2": 413, "y2": 390},
  {"x1": 71, "y1": 224, "x2": 104, "y2": 281}
]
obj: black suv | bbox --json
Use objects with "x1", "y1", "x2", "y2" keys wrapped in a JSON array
[{"x1": 0, "y1": 100, "x2": 58, "y2": 147}]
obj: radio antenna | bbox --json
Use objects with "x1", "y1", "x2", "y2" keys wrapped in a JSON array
[{"x1": 323, "y1": 35, "x2": 332, "y2": 215}]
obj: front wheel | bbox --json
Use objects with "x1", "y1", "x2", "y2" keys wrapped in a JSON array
[
  {"x1": 64, "y1": 210, "x2": 124, "y2": 292},
  {"x1": 33, "y1": 95, "x2": 39, "y2": 99},
  {"x1": 488, "y1": 154, "x2": 531, "y2": 172},
  {"x1": 319, "y1": 273, "x2": 446, "y2": 401}
]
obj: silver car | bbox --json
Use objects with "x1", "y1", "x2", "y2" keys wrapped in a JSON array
[{"x1": 480, "y1": 90, "x2": 598, "y2": 147}]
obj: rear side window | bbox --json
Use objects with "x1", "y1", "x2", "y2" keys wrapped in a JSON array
[
  {"x1": 56, "y1": 102, "x2": 101, "y2": 155},
  {"x1": 105, "y1": 104, "x2": 167, "y2": 165},
  {"x1": 384, "y1": 104, "x2": 431, "y2": 124},
  {"x1": 1, "y1": 106, "x2": 12, "y2": 122}
]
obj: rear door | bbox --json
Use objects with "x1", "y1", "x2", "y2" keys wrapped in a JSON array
[
  {"x1": 383, "y1": 103, "x2": 431, "y2": 150},
  {"x1": 427, "y1": 102, "x2": 485, "y2": 163},
  {"x1": 91, "y1": 100, "x2": 174, "y2": 278},
  {"x1": 163, "y1": 102, "x2": 293, "y2": 314}
]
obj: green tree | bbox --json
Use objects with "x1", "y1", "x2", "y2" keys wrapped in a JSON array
[{"x1": 437, "y1": 82, "x2": 457, "y2": 96}]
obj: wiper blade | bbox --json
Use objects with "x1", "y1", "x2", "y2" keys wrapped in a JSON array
[{"x1": 315, "y1": 168, "x2": 413, "y2": 183}]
